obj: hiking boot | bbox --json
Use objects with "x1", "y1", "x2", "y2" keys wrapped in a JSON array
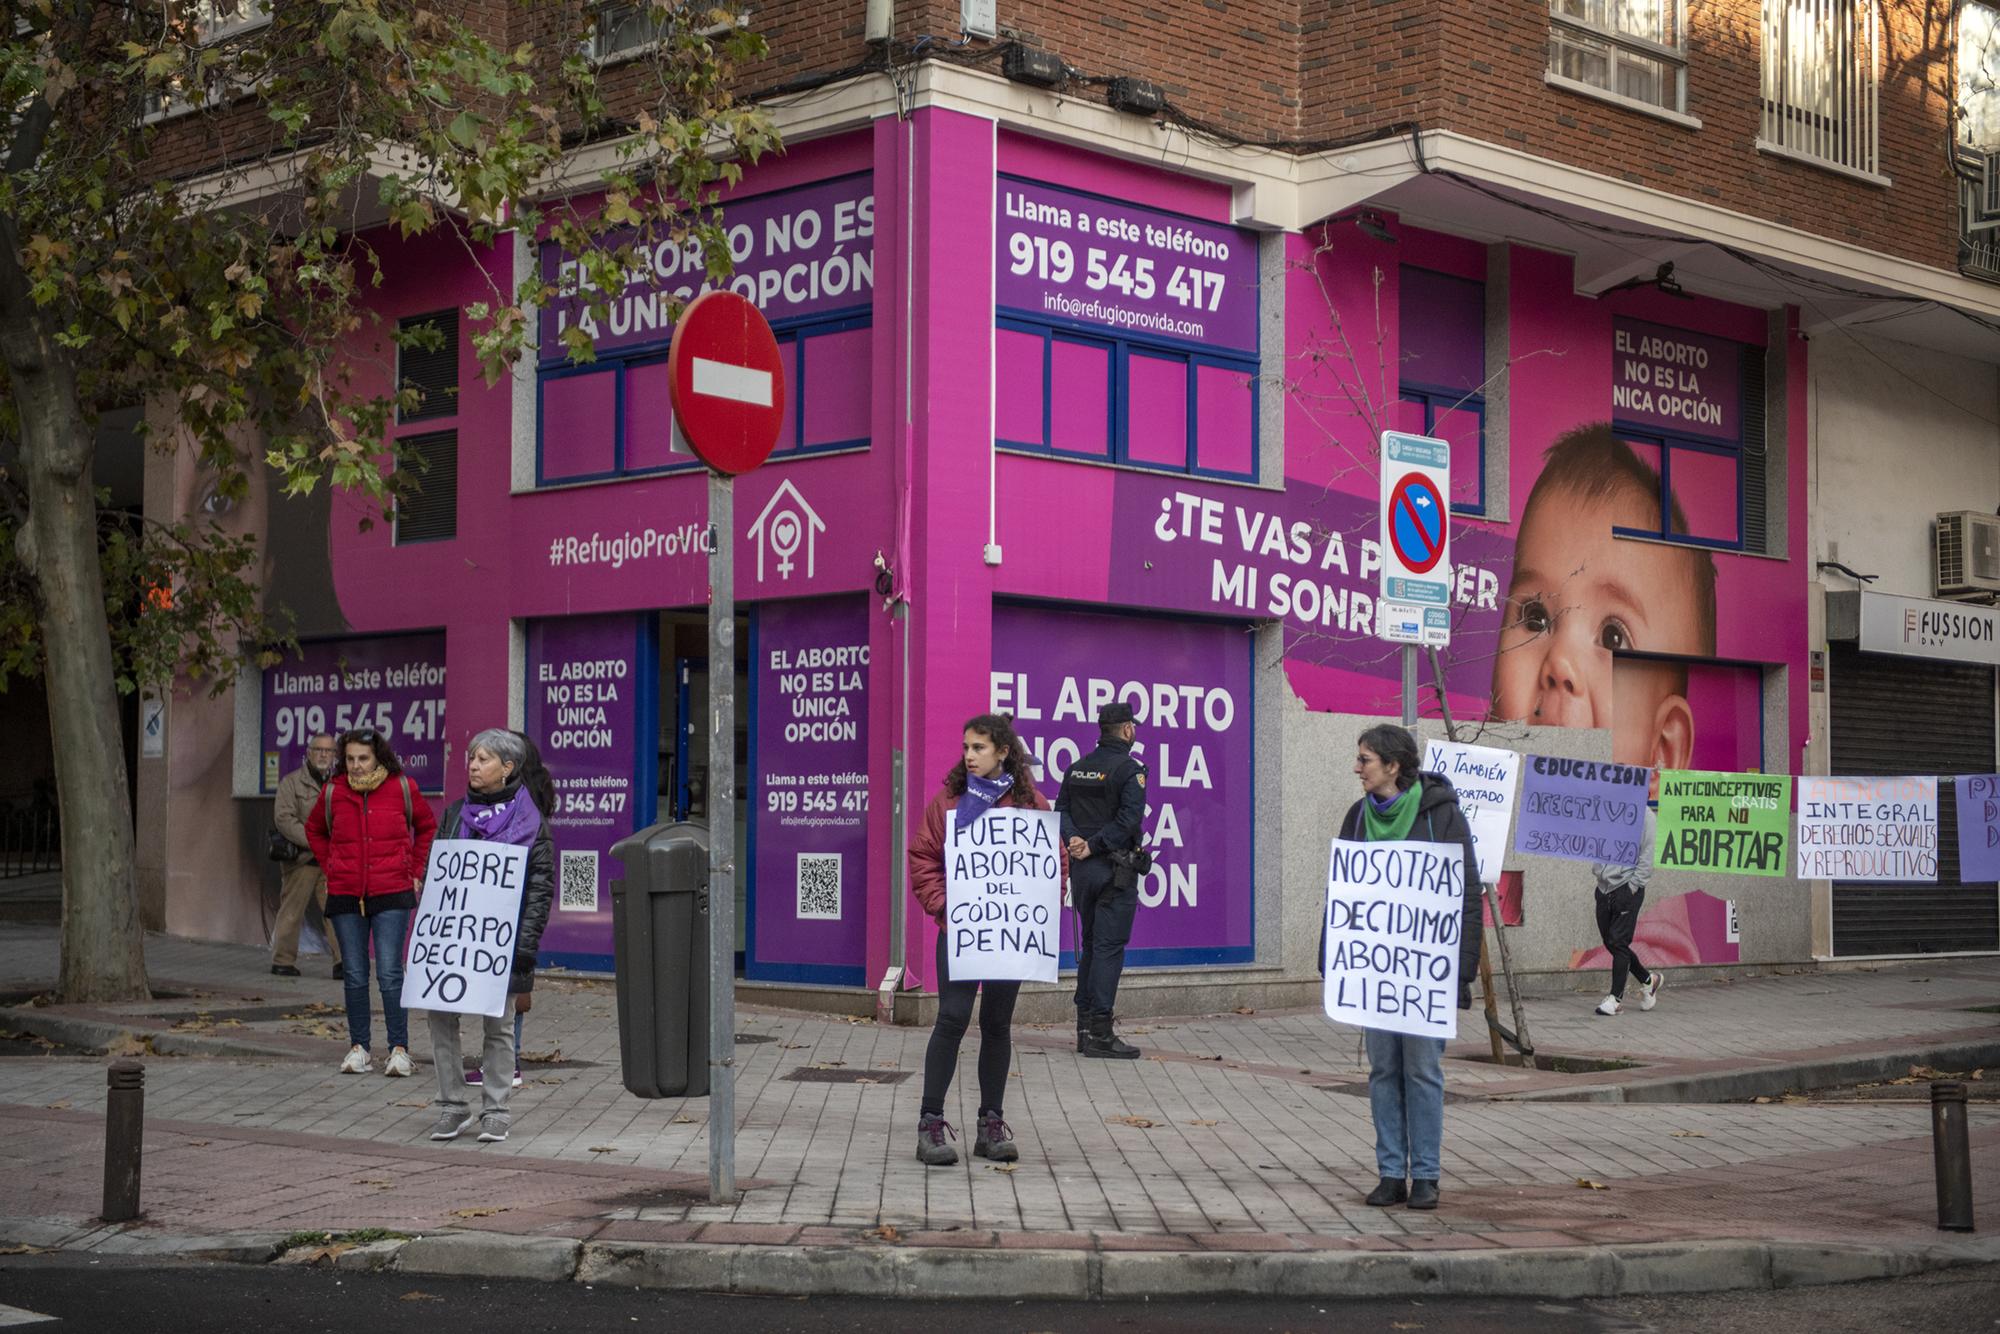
[
  {"x1": 476, "y1": 1114, "x2": 509, "y2": 1143},
  {"x1": 972, "y1": 1112, "x2": 1018, "y2": 1162},
  {"x1": 1639, "y1": 972, "x2": 1664, "y2": 1011},
  {"x1": 915, "y1": 1112, "x2": 958, "y2": 1166},
  {"x1": 270, "y1": 964, "x2": 300, "y2": 977},
  {"x1": 339, "y1": 1045, "x2": 372, "y2": 1074},
  {"x1": 1408, "y1": 1179, "x2": 1440, "y2": 1210},
  {"x1": 429, "y1": 1109, "x2": 474, "y2": 1141},
  {"x1": 1082, "y1": 1013, "x2": 1140, "y2": 1060},
  {"x1": 383, "y1": 1046, "x2": 414, "y2": 1077},
  {"x1": 1594, "y1": 995, "x2": 1621, "y2": 1017},
  {"x1": 1364, "y1": 1177, "x2": 1407, "y2": 1207}
]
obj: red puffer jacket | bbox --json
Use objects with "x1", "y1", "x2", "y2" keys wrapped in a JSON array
[
  {"x1": 305, "y1": 772, "x2": 439, "y2": 906},
  {"x1": 908, "y1": 781, "x2": 1066, "y2": 921}
]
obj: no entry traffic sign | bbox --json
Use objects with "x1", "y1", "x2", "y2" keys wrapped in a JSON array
[
  {"x1": 1378, "y1": 431, "x2": 1452, "y2": 626},
  {"x1": 667, "y1": 290, "x2": 787, "y2": 475}
]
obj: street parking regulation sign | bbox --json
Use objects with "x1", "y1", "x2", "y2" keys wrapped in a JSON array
[{"x1": 1379, "y1": 431, "x2": 1451, "y2": 643}]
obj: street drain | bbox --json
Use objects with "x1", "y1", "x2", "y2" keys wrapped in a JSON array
[{"x1": 781, "y1": 1067, "x2": 912, "y2": 1084}]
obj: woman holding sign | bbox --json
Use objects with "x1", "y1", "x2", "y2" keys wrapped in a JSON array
[
  {"x1": 907, "y1": 713, "x2": 1065, "y2": 1167},
  {"x1": 307, "y1": 729, "x2": 439, "y2": 1079},
  {"x1": 422, "y1": 729, "x2": 555, "y2": 1144},
  {"x1": 1338, "y1": 724, "x2": 1484, "y2": 1212}
]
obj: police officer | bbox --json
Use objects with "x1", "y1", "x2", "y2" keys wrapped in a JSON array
[{"x1": 1056, "y1": 702, "x2": 1147, "y2": 1060}]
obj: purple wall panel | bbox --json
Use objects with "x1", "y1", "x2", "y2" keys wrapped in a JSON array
[
  {"x1": 1195, "y1": 363, "x2": 1252, "y2": 475},
  {"x1": 1400, "y1": 267, "x2": 1484, "y2": 392},
  {"x1": 1126, "y1": 354, "x2": 1187, "y2": 466},
  {"x1": 1049, "y1": 340, "x2": 1110, "y2": 456},
  {"x1": 541, "y1": 371, "x2": 618, "y2": 480},
  {"x1": 802, "y1": 327, "x2": 871, "y2": 446},
  {"x1": 997, "y1": 327, "x2": 1045, "y2": 444},
  {"x1": 622, "y1": 360, "x2": 679, "y2": 471}
]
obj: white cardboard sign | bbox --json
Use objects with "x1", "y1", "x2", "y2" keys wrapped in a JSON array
[
  {"x1": 1795, "y1": 776, "x2": 1939, "y2": 882},
  {"x1": 1322, "y1": 838, "x2": 1465, "y2": 1040},
  {"x1": 402, "y1": 838, "x2": 527, "y2": 1017},
  {"x1": 1422, "y1": 739, "x2": 1519, "y2": 885},
  {"x1": 944, "y1": 807, "x2": 1062, "y2": 983}
]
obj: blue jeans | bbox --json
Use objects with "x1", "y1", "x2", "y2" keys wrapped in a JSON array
[
  {"x1": 1364, "y1": 1028, "x2": 1446, "y2": 1182},
  {"x1": 330, "y1": 908, "x2": 412, "y2": 1052}
]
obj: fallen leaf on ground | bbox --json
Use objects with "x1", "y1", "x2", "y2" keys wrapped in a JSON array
[
  {"x1": 399, "y1": 1292, "x2": 443, "y2": 1302},
  {"x1": 876, "y1": 1061, "x2": 898, "y2": 1069},
  {"x1": 987, "y1": 1163, "x2": 1018, "y2": 1174},
  {"x1": 186, "y1": 1140, "x2": 210, "y2": 1147},
  {"x1": 450, "y1": 1207, "x2": 505, "y2": 1218},
  {"x1": 1188, "y1": 1119, "x2": 1220, "y2": 1127},
  {"x1": 813, "y1": 1061, "x2": 847, "y2": 1069},
  {"x1": 1233, "y1": 1006, "x2": 1256, "y2": 1015},
  {"x1": 396, "y1": 1100, "x2": 429, "y2": 1108},
  {"x1": 782, "y1": 1043, "x2": 809, "y2": 1050},
  {"x1": 44, "y1": 1101, "x2": 70, "y2": 1110},
  {"x1": 588, "y1": 1145, "x2": 618, "y2": 1153},
  {"x1": 1575, "y1": 1178, "x2": 1608, "y2": 1191},
  {"x1": 1752, "y1": 1096, "x2": 1775, "y2": 1104},
  {"x1": 865, "y1": 1225, "x2": 900, "y2": 1242},
  {"x1": 1670, "y1": 1130, "x2": 1706, "y2": 1139},
  {"x1": 853, "y1": 1076, "x2": 879, "y2": 1085},
  {"x1": 0, "y1": 1245, "x2": 47, "y2": 1255},
  {"x1": 534, "y1": 1076, "x2": 563, "y2": 1085},
  {"x1": 1392, "y1": 1323, "x2": 1424, "y2": 1331},
  {"x1": 1107, "y1": 1115, "x2": 1157, "y2": 1129},
  {"x1": 670, "y1": 1114, "x2": 697, "y2": 1125}
]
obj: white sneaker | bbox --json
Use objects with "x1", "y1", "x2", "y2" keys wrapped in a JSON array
[
  {"x1": 1594, "y1": 995, "x2": 1621, "y2": 1016},
  {"x1": 340, "y1": 1045, "x2": 372, "y2": 1074},
  {"x1": 383, "y1": 1046, "x2": 414, "y2": 1077},
  {"x1": 1640, "y1": 972, "x2": 1664, "y2": 1011}
]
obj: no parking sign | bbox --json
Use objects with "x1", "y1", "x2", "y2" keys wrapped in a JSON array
[{"x1": 1378, "y1": 431, "x2": 1451, "y2": 647}]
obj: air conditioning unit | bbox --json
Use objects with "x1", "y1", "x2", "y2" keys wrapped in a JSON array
[{"x1": 1935, "y1": 511, "x2": 2000, "y2": 597}]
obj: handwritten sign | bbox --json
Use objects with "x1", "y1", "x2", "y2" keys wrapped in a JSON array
[
  {"x1": 1956, "y1": 776, "x2": 2000, "y2": 883},
  {"x1": 1796, "y1": 776, "x2": 1938, "y2": 882},
  {"x1": 403, "y1": 839, "x2": 527, "y2": 1017},
  {"x1": 1323, "y1": 839, "x2": 1465, "y2": 1040},
  {"x1": 1422, "y1": 740, "x2": 1519, "y2": 884},
  {"x1": 1655, "y1": 771, "x2": 1792, "y2": 876},
  {"x1": 945, "y1": 808, "x2": 1063, "y2": 983},
  {"x1": 1513, "y1": 758, "x2": 1650, "y2": 865}
]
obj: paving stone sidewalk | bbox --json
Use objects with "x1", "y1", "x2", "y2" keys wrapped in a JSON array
[{"x1": 3, "y1": 924, "x2": 1998, "y2": 1262}]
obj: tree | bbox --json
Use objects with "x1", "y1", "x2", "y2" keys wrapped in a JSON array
[{"x1": 0, "y1": 0, "x2": 775, "y2": 1001}]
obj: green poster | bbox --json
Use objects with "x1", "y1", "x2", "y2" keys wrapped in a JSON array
[{"x1": 1655, "y1": 770, "x2": 1792, "y2": 877}]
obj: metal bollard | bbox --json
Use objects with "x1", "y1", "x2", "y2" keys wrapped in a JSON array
[
  {"x1": 1932, "y1": 1080, "x2": 1975, "y2": 1233},
  {"x1": 102, "y1": 1060, "x2": 145, "y2": 1223}
]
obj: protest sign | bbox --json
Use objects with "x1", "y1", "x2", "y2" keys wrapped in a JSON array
[
  {"x1": 1422, "y1": 739, "x2": 1520, "y2": 885},
  {"x1": 1796, "y1": 777, "x2": 1938, "y2": 882},
  {"x1": 1512, "y1": 757, "x2": 1650, "y2": 866},
  {"x1": 1957, "y1": 776, "x2": 2000, "y2": 883},
  {"x1": 944, "y1": 807, "x2": 1063, "y2": 983},
  {"x1": 1655, "y1": 771, "x2": 1792, "y2": 876},
  {"x1": 1322, "y1": 839, "x2": 1465, "y2": 1041},
  {"x1": 402, "y1": 839, "x2": 527, "y2": 1017}
]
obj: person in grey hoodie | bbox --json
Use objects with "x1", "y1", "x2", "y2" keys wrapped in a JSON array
[{"x1": 1592, "y1": 787, "x2": 1662, "y2": 1017}]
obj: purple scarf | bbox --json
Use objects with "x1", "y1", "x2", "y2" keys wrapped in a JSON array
[
  {"x1": 954, "y1": 771, "x2": 1014, "y2": 831},
  {"x1": 462, "y1": 784, "x2": 542, "y2": 847}
]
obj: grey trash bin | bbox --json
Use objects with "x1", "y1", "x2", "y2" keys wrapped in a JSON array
[{"x1": 610, "y1": 820, "x2": 711, "y2": 1098}]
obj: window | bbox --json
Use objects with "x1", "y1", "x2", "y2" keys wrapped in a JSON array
[
  {"x1": 1548, "y1": 0, "x2": 1688, "y2": 116},
  {"x1": 141, "y1": 1, "x2": 271, "y2": 121},
  {"x1": 395, "y1": 431, "x2": 458, "y2": 544},
  {"x1": 537, "y1": 313, "x2": 870, "y2": 485},
  {"x1": 1959, "y1": 6, "x2": 2000, "y2": 280},
  {"x1": 995, "y1": 320, "x2": 1257, "y2": 479},
  {"x1": 589, "y1": 2, "x2": 745, "y2": 63},
  {"x1": 1397, "y1": 267, "x2": 1487, "y2": 515},
  {"x1": 397, "y1": 311, "x2": 458, "y2": 423},
  {"x1": 1759, "y1": 0, "x2": 1882, "y2": 179}
]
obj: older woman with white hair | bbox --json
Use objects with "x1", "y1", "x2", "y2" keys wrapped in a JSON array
[{"x1": 424, "y1": 728, "x2": 555, "y2": 1144}]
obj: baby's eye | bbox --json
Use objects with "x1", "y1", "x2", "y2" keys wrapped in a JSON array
[
  {"x1": 198, "y1": 486, "x2": 238, "y2": 518},
  {"x1": 1515, "y1": 596, "x2": 1552, "y2": 635},
  {"x1": 1599, "y1": 619, "x2": 1633, "y2": 652}
]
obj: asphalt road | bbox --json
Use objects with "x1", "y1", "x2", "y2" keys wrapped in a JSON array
[{"x1": 1, "y1": 1254, "x2": 1997, "y2": 1332}]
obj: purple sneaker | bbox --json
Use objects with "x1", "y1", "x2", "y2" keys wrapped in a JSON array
[{"x1": 464, "y1": 1066, "x2": 483, "y2": 1086}]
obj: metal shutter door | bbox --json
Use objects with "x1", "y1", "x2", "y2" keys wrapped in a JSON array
[{"x1": 1829, "y1": 643, "x2": 1999, "y2": 955}]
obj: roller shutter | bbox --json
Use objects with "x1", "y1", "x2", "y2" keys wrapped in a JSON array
[{"x1": 1828, "y1": 642, "x2": 1998, "y2": 955}]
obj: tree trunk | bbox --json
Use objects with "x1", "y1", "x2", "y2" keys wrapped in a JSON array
[{"x1": 0, "y1": 241, "x2": 149, "y2": 1004}]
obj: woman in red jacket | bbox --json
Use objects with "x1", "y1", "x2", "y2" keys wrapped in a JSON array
[
  {"x1": 306, "y1": 728, "x2": 438, "y2": 1078},
  {"x1": 907, "y1": 713, "x2": 1063, "y2": 1167}
]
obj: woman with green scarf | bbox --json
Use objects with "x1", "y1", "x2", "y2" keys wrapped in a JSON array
[{"x1": 1335, "y1": 723, "x2": 1483, "y2": 1213}]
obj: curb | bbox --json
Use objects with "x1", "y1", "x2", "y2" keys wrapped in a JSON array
[
  {"x1": 12, "y1": 1214, "x2": 1994, "y2": 1300},
  {"x1": 1502, "y1": 1037, "x2": 2000, "y2": 1104},
  {"x1": 0, "y1": 1006, "x2": 315, "y2": 1063}
]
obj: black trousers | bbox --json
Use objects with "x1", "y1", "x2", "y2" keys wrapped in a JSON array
[
  {"x1": 1071, "y1": 858, "x2": 1137, "y2": 1020},
  {"x1": 1594, "y1": 886, "x2": 1650, "y2": 999},
  {"x1": 920, "y1": 928, "x2": 1020, "y2": 1118}
]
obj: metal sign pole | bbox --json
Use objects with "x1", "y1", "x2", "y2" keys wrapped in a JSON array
[
  {"x1": 707, "y1": 470, "x2": 738, "y2": 1204},
  {"x1": 1400, "y1": 645, "x2": 1417, "y2": 726}
]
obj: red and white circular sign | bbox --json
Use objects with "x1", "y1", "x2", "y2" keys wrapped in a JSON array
[{"x1": 666, "y1": 290, "x2": 787, "y2": 475}]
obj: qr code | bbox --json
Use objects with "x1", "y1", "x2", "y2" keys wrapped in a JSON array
[
  {"x1": 559, "y1": 850, "x2": 600, "y2": 913},
  {"x1": 796, "y1": 853, "x2": 841, "y2": 920}
]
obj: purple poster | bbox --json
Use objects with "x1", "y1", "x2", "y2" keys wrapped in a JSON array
[
  {"x1": 1612, "y1": 318, "x2": 1743, "y2": 442},
  {"x1": 261, "y1": 633, "x2": 446, "y2": 793},
  {"x1": 525, "y1": 614, "x2": 647, "y2": 962},
  {"x1": 1956, "y1": 775, "x2": 2000, "y2": 883},
  {"x1": 996, "y1": 176, "x2": 1258, "y2": 354},
  {"x1": 538, "y1": 173, "x2": 874, "y2": 360},
  {"x1": 1513, "y1": 757, "x2": 1651, "y2": 866},
  {"x1": 991, "y1": 605, "x2": 1252, "y2": 964},
  {"x1": 750, "y1": 598, "x2": 870, "y2": 984}
]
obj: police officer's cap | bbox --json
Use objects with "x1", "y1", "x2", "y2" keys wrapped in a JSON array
[{"x1": 1098, "y1": 702, "x2": 1135, "y2": 727}]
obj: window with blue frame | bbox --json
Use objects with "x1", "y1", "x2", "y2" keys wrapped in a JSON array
[
  {"x1": 1608, "y1": 318, "x2": 1762, "y2": 553},
  {"x1": 995, "y1": 319, "x2": 1257, "y2": 479},
  {"x1": 1610, "y1": 430, "x2": 1745, "y2": 549},
  {"x1": 1397, "y1": 266, "x2": 1487, "y2": 515},
  {"x1": 536, "y1": 311, "x2": 870, "y2": 485}
]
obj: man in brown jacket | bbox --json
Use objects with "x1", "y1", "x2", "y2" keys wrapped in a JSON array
[{"x1": 270, "y1": 735, "x2": 339, "y2": 977}]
